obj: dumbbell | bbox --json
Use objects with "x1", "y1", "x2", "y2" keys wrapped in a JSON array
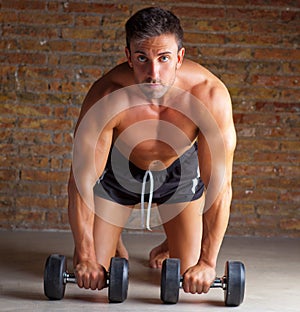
[
  {"x1": 161, "y1": 258, "x2": 245, "y2": 306},
  {"x1": 44, "y1": 254, "x2": 128, "y2": 303}
]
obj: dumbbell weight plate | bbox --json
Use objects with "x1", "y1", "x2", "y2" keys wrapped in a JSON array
[
  {"x1": 108, "y1": 257, "x2": 129, "y2": 303},
  {"x1": 44, "y1": 254, "x2": 66, "y2": 300},
  {"x1": 225, "y1": 261, "x2": 245, "y2": 306},
  {"x1": 160, "y1": 258, "x2": 181, "y2": 304}
]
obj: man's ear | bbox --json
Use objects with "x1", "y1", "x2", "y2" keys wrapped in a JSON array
[
  {"x1": 125, "y1": 47, "x2": 133, "y2": 68},
  {"x1": 176, "y1": 47, "x2": 185, "y2": 69}
]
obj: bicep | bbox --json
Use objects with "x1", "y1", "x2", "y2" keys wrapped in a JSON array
[{"x1": 197, "y1": 93, "x2": 236, "y2": 210}]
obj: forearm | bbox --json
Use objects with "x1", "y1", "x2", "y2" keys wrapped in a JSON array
[
  {"x1": 68, "y1": 172, "x2": 97, "y2": 263},
  {"x1": 199, "y1": 185, "x2": 232, "y2": 268}
]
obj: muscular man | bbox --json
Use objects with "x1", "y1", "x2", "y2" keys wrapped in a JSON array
[{"x1": 68, "y1": 7, "x2": 236, "y2": 295}]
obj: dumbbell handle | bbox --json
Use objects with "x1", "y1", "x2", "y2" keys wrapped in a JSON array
[
  {"x1": 179, "y1": 276, "x2": 227, "y2": 290},
  {"x1": 63, "y1": 272, "x2": 109, "y2": 286}
]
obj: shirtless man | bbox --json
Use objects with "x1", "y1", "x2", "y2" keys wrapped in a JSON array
[{"x1": 68, "y1": 7, "x2": 236, "y2": 295}]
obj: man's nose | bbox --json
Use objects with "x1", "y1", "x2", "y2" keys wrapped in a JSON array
[{"x1": 147, "y1": 61, "x2": 160, "y2": 81}]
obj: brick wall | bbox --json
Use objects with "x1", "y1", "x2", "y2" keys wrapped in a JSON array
[{"x1": 0, "y1": 1, "x2": 299, "y2": 237}]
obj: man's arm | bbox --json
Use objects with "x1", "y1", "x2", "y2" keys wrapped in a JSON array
[
  {"x1": 67, "y1": 79, "x2": 117, "y2": 290},
  {"x1": 183, "y1": 83, "x2": 236, "y2": 294}
]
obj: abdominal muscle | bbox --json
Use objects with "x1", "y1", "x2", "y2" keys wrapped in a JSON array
[
  {"x1": 111, "y1": 104, "x2": 199, "y2": 171},
  {"x1": 113, "y1": 138, "x2": 196, "y2": 171}
]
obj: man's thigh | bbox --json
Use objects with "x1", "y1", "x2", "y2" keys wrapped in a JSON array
[
  {"x1": 159, "y1": 195, "x2": 205, "y2": 273},
  {"x1": 93, "y1": 196, "x2": 133, "y2": 268}
]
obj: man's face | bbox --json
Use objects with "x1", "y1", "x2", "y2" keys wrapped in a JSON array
[{"x1": 126, "y1": 34, "x2": 185, "y2": 99}]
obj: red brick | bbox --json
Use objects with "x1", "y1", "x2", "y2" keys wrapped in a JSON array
[
  {"x1": 18, "y1": 118, "x2": 73, "y2": 131},
  {"x1": 0, "y1": 11, "x2": 18, "y2": 23},
  {"x1": 256, "y1": 177, "x2": 300, "y2": 190},
  {"x1": 185, "y1": 32, "x2": 225, "y2": 45},
  {"x1": 16, "y1": 196, "x2": 57, "y2": 209},
  {"x1": 45, "y1": 211, "x2": 60, "y2": 223},
  {"x1": 48, "y1": 81, "x2": 91, "y2": 93},
  {"x1": 226, "y1": 8, "x2": 280, "y2": 20},
  {"x1": 18, "y1": 12, "x2": 73, "y2": 25},
  {"x1": 0, "y1": 143, "x2": 17, "y2": 155},
  {"x1": 255, "y1": 102, "x2": 299, "y2": 113},
  {"x1": 60, "y1": 54, "x2": 102, "y2": 67},
  {"x1": 280, "y1": 141, "x2": 300, "y2": 152},
  {"x1": 252, "y1": 20, "x2": 300, "y2": 35},
  {"x1": 2, "y1": 52, "x2": 47, "y2": 65},
  {"x1": 62, "y1": 28, "x2": 102, "y2": 40},
  {"x1": 234, "y1": 188, "x2": 278, "y2": 201},
  {"x1": 0, "y1": 169, "x2": 18, "y2": 181},
  {"x1": 16, "y1": 181, "x2": 49, "y2": 195},
  {"x1": 61, "y1": 212, "x2": 70, "y2": 225},
  {"x1": 14, "y1": 209, "x2": 46, "y2": 228},
  {"x1": 253, "y1": 152, "x2": 299, "y2": 163},
  {"x1": 250, "y1": 75, "x2": 300, "y2": 88},
  {"x1": 1, "y1": 103, "x2": 51, "y2": 117},
  {"x1": 21, "y1": 169, "x2": 68, "y2": 183},
  {"x1": 171, "y1": 6, "x2": 225, "y2": 18},
  {"x1": 1, "y1": 0, "x2": 46, "y2": 10},
  {"x1": 62, "y1": 158, "x2": 72, "y2": 169},
  {"x1": 200, "y1": 47, "x2": 252, "y2": 59},
  {"x1": 2, "y1": 25, "x2": 59, "y2": 39},
  {"x1": 253, "y1": 48, "x2": 300, "y2": 61},
  {"x1": 19, "y1": 144, "x2": 70, "y2": 157},
  {"x1": 226, "y1": 33, "x2": 282, "y2": 46},
  {"x1": 233, "y1": 150, "x2": 252, "y2": 162},
  {"x1": 281, "y1": 10, "x2": 300, "y2": 22},
  {"x1": 47, "y1": 1, "x2": 60, "y2": 11},
  {"x1": 74, "y1": 68, "x2": 102, "y2": 81},
  {"x1": 281, "y1": 88, "x2": 300, "y2": 102},
  {"x1": 232, "y1": 177, "x2": 255, "y2": 188},
  {"x1": 221, "y1": 73, "x2": 248, "y2": 86},
  {"x1": 248, "y1": 62, "x2": 282, "y2": 75},
  {"x1": 233, "y1": 164, "x2": 280, "y2": 177},
  {"x1": 75, "y1": 15, "x2": 101, "y2": 27},
  {"x1": 63, "y1": 3, "x2": 129, "y2": 14},
  {"x1": 51, "y1": 184, "x2": 68, "y2": 196},
  {"x1": 0, "y1": 117, "x2": 17, "y2": 129},
  {"x1": 236, "y1": 138, "x2": 280, "y2": 152},
  {"x1": 280, "y1": 219, "x2": 300, "y2": 231},
  {"x1": 279, "y1": 191, "x2": 300, "y2": 203},
  {"x1": 182, "y1": 18, "x2": 250, "y2": 33}
]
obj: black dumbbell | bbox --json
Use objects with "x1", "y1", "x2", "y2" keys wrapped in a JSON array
[
  {"x1": 44, "y1": 254, "x2": 129, "y2": 303},
  {"x1": 161, "y1": 258, "x2": 245, "y2": 306}
]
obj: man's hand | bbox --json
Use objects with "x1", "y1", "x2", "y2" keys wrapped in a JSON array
[
  {"x1": 75, "y1": 260, "x2": 107, "y2": 290},
  {"x1": 182, "y1": 261, "x2": 216, "y2": 294}
]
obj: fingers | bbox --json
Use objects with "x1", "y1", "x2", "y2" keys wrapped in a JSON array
[
  {"x1": 182, "y1": 270, "x2": 214, "y2": 294},
  {"x1": 149, "y1": 248, "x2": 169, "y2": 269},
  {"x1": 75, "y1": 263, "x2": 107, "y2": 290},
  {"x1": 149, "y1": 257, "x2": 164, "y2": 269},
  {"x1": 183, "y1": 275, "x2": 212, "y2": 294}
]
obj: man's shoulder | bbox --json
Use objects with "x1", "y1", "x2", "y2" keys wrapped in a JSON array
[
  {"x1": 179, "y1": 59, "x2": 230, "y2": 108},
  {"x1": 85, "y1": 63, "x2": 134, "y2": 103},
  {"x1": 180, "y1": 59, "x2": 226, "y2": 89}
]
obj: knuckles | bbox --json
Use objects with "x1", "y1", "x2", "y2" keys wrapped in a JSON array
[
  {"x1": 75, "y1": 264, "x2": 106, "y2": 290},
  {"x1": 183, "y1": 271, "x2": 214, "y2": 294}
]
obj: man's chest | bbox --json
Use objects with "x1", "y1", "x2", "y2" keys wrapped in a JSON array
[{"x1": 115, "y1": 106, "x2": 197, "y2": 143}]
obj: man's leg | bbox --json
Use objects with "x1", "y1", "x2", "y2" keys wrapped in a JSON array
[
  {"x1": 158, "y1": 196, "x2": 205, "y2": 274},
  {"x1": 116, "y1": 235, "x2": 129, "y2": 259},
  {"x1": 93, "y1": 196, "x2": 132, "y2": 269}
]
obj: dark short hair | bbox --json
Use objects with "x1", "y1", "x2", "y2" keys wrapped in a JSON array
[{"x1": 125, "y1": 7, "x2": 184, "y2": 51}]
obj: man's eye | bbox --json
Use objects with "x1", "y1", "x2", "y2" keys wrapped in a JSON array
[
  {"x1": 160, "y1": 55, "x2": 169, "y2": 62},
  {"x1": 137, "y1": 55, "x2": 147, "y2": 62}
]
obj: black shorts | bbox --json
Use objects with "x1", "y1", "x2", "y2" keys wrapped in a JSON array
[{"x1": 93, "y1": 142, "x2": 205, "y2": 206}]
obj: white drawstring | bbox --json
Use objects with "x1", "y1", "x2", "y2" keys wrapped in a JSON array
[{"x1": 141, "y1": 170, "x2": 154, "y2": 231}]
